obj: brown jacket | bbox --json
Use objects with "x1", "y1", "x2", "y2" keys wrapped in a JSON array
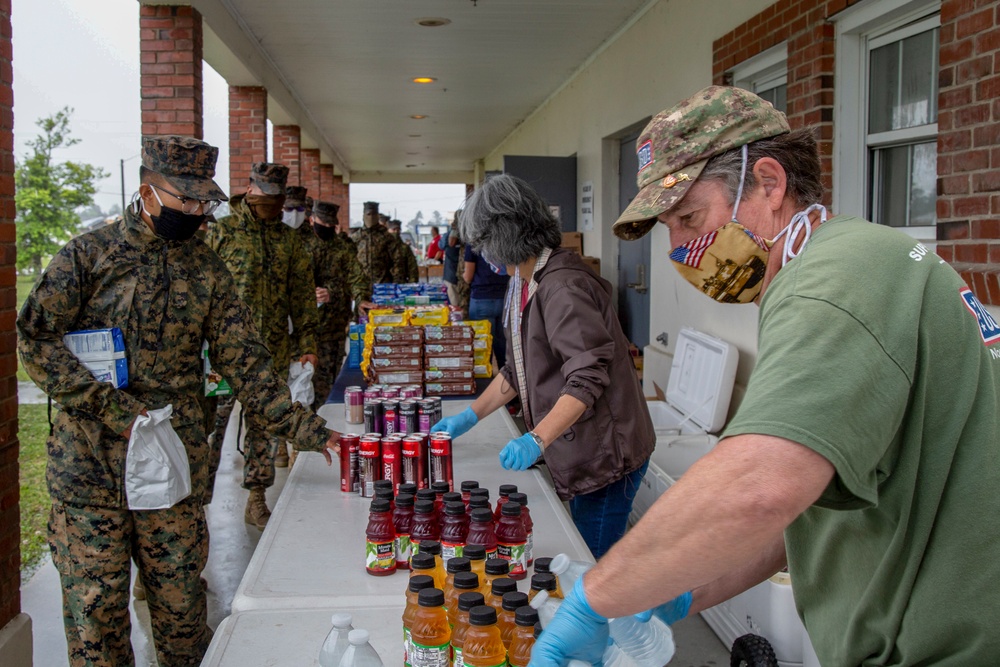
[{"x1": 501, "y1": 247, "x2": 655, "y2": 500}]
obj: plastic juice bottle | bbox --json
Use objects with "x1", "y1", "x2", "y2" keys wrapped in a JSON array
[
  {"x1": 528, "y1": 573, "x2": 557, "y2": 603},
  {"x1": 493, "y1": 484, "x2": 518, "y2": 524},
  {"x1": 495, "y1": 502, "x2": 527, "y2": 580},
  {"x1": 532, "y1": 558, "x2": 562, "y2": 599},
  {"x1": 365, "y1": 498, "x2": 396, "y2": 576},
  {"x1": 416, "y1": 488, "x2": 438, "y2": 506},
  {"x1": 440, "y1": 492, "x2": 464, "y2": 532},
  {"x1": 460, "y1": 480, "x2": 480, "y2": 509},
  {"x1": 409, "y1": 588, "x2": 451, "y2": 667},
  {"x1": 507, "y1": 605, "x2": 540, "y2": 667},
  {"x1": 403, "y1": 575, "x2": 435, "y2": 667},
  {"x1": 440, "y1": 501, "x2": 470, "y2": 566},
  {"x1": 451, "y1": 591, "x2": 486, "y2": 667},
  {"x1": 498, "y1": 591, "x2": 529, "y2": 649},
  {"x1": 417, "y1": 541, "x2": 447, "y2": 590},
  {"x1": 463, "y1": 544, "x2": 487, "y2": 587},
  {"x1": 463, "y1": 605, "x2": 508, "y2": 667},
  {"x1": 487, "y1": 577, "x2": 517, "y2": 616},
  {"x1": 448, "y1": 571, "x2": 481, "y2": 629},
  {"x1": 468, "y1": 497, "x2": 491, "y2": 513},
  {"x1": 410, "y1": 553, "x2": 446, "y2": 593},
  {"x1": 469, "y1": 488, "x2": 490, "y2": 509},
  {"x1": 507, "y1": 493, "x2": 533, "y2": 566},
  {"x1": 466, "y1": 508, "x2": 499, "y2": 560},
  {"x1": 375, "y1": 484, "x2": 395, "y2": 513},
  {"x1": 482, "y1": 559, "x2": 510, "y2": 598},
  {"x1": 443, "y1": 557, "x2": 471, "y2": 614},
  {"x1": 399, "y1": 482, "x2": 419, "y2": 497},
  {"x1": 431, "y1": 481, "x2": 450, "y2": 522},
  {"x1": 394, "y1": 493, "x2": 415, "y2": 570},
  {"x1": 410, "y1": 501, "x2": 440, "y2": 560}
]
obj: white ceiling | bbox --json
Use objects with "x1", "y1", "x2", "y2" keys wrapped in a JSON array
[{"x1": 195, "y1": 0, "x2": 656, "y2": 182}]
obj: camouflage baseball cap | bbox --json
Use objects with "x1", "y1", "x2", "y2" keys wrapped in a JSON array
[
  {"x1": 284, "y1": 186, "x2": 308, "y2": 208},
  {"x1": 141, "y1": 136, "x2": 228, "y2": 201},
  {"x1": 363, "y1": 201, "x2": 379, "y2": 214},
  {"x1": 613, "y1": 86, "x2": 789, "y2": 241},
  {"x1": 313, "y1": 200, "x2": 340, "y2": 224},
  {"x1": 249, "y1": 162, "x2": 289, "y2": 195}
]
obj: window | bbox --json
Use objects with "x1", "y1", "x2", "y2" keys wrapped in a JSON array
[{"x1": 731, "y1": 44, "x2": 788, "y2": 115}]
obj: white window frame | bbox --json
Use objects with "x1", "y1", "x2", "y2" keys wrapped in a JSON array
[
  {"x1": 833, "y1": 0, "x2": 941, "y2": 240},
  {"x1": 731, "y1": 43, "x2": 789, "y2": 114}
]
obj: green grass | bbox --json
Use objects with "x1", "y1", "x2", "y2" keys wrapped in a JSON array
[{"x1": 18, "y1": 403, "x2": 49, "y2": 580}]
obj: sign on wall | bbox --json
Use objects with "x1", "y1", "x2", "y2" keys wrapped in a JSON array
[{"x1": 580, "y1": 180, "x2": 594, "y2": 231}]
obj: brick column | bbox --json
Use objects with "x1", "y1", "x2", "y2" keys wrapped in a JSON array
[
  {"x1": 319, "y1": 163, "x2": 335, "y2": 201},
  {"x1": 332, "y1": 175, "x2": 349, "y2": 220},
  {"x1": 301, "y1": 148, "x2": 320, "y2": 201},
  {"x1": 228, "y1": 85, "x2": 267, "y2": 194},
  {"x1": 273, "y1": 125, "x2": 301, "y2": 186},
  {"x1": 0, "y1": 0, "x2": 18, "y2": 630},
  {"x1": 935, "y1": 0, "x2": 1000, "y2": 305},
  {"x1": 139, "y1": 4, "x2": 203, "y2": 138}
]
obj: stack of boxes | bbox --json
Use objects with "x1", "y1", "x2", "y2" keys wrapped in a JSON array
[
  {"x1": 367, "y1": 325, "x2": 424, "y2": 388},
  {"x1": 470, "y1": 320, "x2": 493, "y2": 378},
  {"x1": 423, "y1": 324, "x2": 476, "y2": 396}
]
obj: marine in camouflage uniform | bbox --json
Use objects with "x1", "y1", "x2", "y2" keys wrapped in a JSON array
[
  {"x1": 387, "y1": 218, "x2": 420, "y2": 283},
  {"x1": 304, "y1": 200, "x2": 371, "y2": 408},
  {"x1": 352, "y1": 201, "x2": 396, "y2": 287},
  {"x1": 16, "y1": 136, "x2": 336, "y2": 667},
  {"x1": 205, "y1": 162, "x2": 320, "y2": 527}
]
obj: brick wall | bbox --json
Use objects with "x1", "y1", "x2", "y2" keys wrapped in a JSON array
[
  {"x1": 0, "y1": 0, "x2": 17, "y2": 629},
  {"x1": 332, "y1": 175, "x2": 349, "y2": 222},
  {"x1": 139, "y1": 4, "x2": 203, "y2": 138},
  {"x1": 935, "y1": 0, "x2": 1000, "y2": 305},
  {"x1": 228, "y1": 86, "x2": 267, "y2": 194},
  {"x1": 319, "y1": 163, "x2": 335, "y2": 201},
  {"x1": 301, "y1": 149, "x2": 320, "y2": 202},
  {"x1": 273, "y1": 125, "x2": 301, "y2": 186}
]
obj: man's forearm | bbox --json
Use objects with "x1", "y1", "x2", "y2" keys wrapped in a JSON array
[{"x1": 470, "y1": 373, "x2": 518, "y2": 420}]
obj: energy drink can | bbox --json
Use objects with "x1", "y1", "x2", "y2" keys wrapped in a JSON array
[
  {"x1": 339, "y1": 433, "x2": 361, "y2": 493},
  {"x1": 383, "y1": 400, "x2": 400, "y2": 437},
  {"x1": 418, "y1": 400, "x2": 434, "y2": 433},
  {"x1": 402, "y1": 434, "x2": 429, "y2": 489},
  {"x1": 382, "y1": 386, "x2": 400, "y2": 400},
  {"x1": 363, "y1": 399, "x2": 385, "y2": 436},
  {"x1": 429, "y1": 432, "x2": 454, "y2": 492},
  {"x1": 345, "y1": 387, "x2": 364, "y2": 424},
  {"x1": 381, "y1": 436, "x2": 404, "y2": 495},
  {"x1": 398, "y1": 400, "x2": 417, "y2": 435},
  {"x1": 363, "y1": 387, "x2": 381, "y2": 402},
  {"x1": 400, "y1": 385, "x2": 422, "y2": 400},
  {"x1": 427, "y1": 397, "x2": 443, "y2": 427},
  {"x1": 359, "y1": 435, "x2": 382, "y2": 498}
]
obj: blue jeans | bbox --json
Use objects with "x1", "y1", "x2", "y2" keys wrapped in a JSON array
[
  {"x1": 468, "y1": 297, "x2": 506, "y2": 369},
  {"x1": 569, "y1": 459, "x2": 650, "y2": 559}
]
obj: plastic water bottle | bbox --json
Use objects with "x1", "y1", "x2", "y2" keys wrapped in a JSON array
[
  {"x1": 337, "y1": 629, "x2": 384, "y2": 667},
  {"x1": 548, "y1": 553, "x2": 593, "y2": 591},
  {"x1": 603, "y1": 638, "x2": 641, "y2": 667},
  {"x1": 530, "y1": 591, "x2": 593, "y2": 667},
  {"x1": 319, "y1": 612, "x2": 354, "y2": 667},
  {"x1": 608, "y1": 614, "x2": 675, "y2": 667}
]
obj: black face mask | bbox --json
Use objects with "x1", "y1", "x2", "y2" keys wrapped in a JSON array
[
  {"x1": 313, "y1": 223, "x2": 337, "y2": 241},
  {"x1": 146, "y1": 202, "x2": 206, "y2": 242}
]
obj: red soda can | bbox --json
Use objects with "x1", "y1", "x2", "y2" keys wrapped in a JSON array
[
  {"x1": 429, "y1": 432, "x2": 454, "y2": 492},
  {"x1": 383, "y1": 400, "x2": 400, "y2": 437},
  {"x1": 339, "y1": 433, "x2": 361, "y2": 493},
  {"x1": 381, "y1": 436, "x2": 404, "y2": 495},
  {"x1": 359, "y1": 434, "x2": 382, "y2": 498},
  {"x1": 402, "y1": 434, "x2": 429, "y2": 489}
]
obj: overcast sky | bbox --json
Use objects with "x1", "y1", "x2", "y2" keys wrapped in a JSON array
[{"x1": 12, "y1": 0, "x2": 465, "y2": 224}]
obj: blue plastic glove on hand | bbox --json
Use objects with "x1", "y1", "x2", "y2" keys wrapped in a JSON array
[
  {"x1": 430, "y1": 406, "x2": 478, "y2": 439},
  {"x1": 529, "y1": 577, "x2": 609, "y2": 667},
  {"x1": 633, "y1": 590, "x2": 692, "y2": 626},
  {"x1": 499, "y1": 432, "x2": 542, "y2": 471}
]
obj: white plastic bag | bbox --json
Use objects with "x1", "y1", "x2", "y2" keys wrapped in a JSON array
[
  {"x1": 288, "y1": 361, "x2": 315, "y2": 407},
  {"x1": 125, "y1": 405, "x2": 192, "y2": 510}
]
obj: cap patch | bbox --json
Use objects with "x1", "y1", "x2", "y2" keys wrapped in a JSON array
[
  {"x1": 662, "y1": 173, "x2": 691, "y2": 189},
  {"x1": 637, "y1": 140, "x2": 653, "y2": 173}
]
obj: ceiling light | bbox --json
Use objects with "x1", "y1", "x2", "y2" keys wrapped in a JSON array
[
  {"x1": 413, "y1": 77, "x2": 437, "y2": 84},
  {"x1": 406, "y1": 164, "x2": 418, "y2": 168},
  {"x1": 415, "y1": 17, "x2": 451, "y2": 27},
  {"x1": 409, "y1": 134, "x2": 422, "y2": 138},
  {"x1": 410, "y1": 115, "x2": 427, "y2": 120}
]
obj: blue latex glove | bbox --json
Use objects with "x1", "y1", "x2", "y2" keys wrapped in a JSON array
[
  {"x1": 633, "y1": 590, "x2": 692, "y2": 625},
  {"x1": 430, "y1": 406, "x2": 478, "y2": 439},
  {"x1": 530, "y1": 577, "x2": 608, "y2": 667},
  {"x1": 499, "y1": 432, "x2": 542, "y2": 471}
]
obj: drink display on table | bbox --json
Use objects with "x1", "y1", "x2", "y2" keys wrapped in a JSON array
[
  {"x1": 338, "y1": 629, "x2": 385, "y2": 667},
  {"x1": 339, "y1": 433, "x2": 361, "y2": 493},
  {"x1": 365, "y1": 499, "x2": 396, "y2": 576},
  {"x1": 460, "y1": 480, "x2": 480, "y2": 509},
  {"x1": 440, "y1": 501, "x2": 470, "y2": 566},
  {"x1": 508, "y1": 493, "x2": 534, "y2": 566},
  {"x1": 418, "y1": 541, "x2": 446, "y2": 588},
  {"x1": 508, "y1": 606, "x2": 540, "y2": 667},
  {"x1": 403, "y1": 575, "x2": 435, "y2": 667},
  {"x1": 381, "y1": 436, "x2": 403, "y2": 494},
  {"x1": 429, "y1": 433, "x2": 454, "y2": 491},
  {"x1": 318, "y1": 612, "x2": 354, "y2": 667},
  {"x1": 494, "y1": 485, "x2": 517, "y2": 523},
  {"x1": 409, "y1": 588, "x2": 451, "y2": 667},
  {"x1": 467, "y1": 508, "x2": 499, "y2": 560},
  {"x1": 442, "y1": 557, "x2": 471, "y2": 615},
  {"x1": 498, "y1": 591, "x2": 528, "y2": 648},
  {"x1": 463, "y1": 605, "x2": 507, "y2": 667},
  {"x1": 481, "y1": 560, "x2": 509, "y2": 599},
  {"x1": 447, "y1": 571, "x2": 481, "y2": 629},
  {"x1": 528, "y1": 573, "x2": 557, "y2": 602},
  {"x1": 496, "y1": 502, "x2": 528, "y2": 580},
  {"x1": 463, "y1": 544, "x2": 487, "y2": 587},
  {"x1": 394, "y1": 493, "x2": 415, "y2": 570},
  {"x1": 450, "y1": 591, "x2": 485, "y2": 667},
  {"x1": 532, "y1": 558, "x2": 562, "y2": 599},
  {"x1": 409, "y1": 501, "x2": 440, "y2": 557},
  {"x1": 402, "y1": 434, "x2": 429, "y2": 489}
]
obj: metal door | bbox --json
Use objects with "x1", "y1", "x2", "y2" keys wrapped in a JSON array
[{"x1": 617, "y1": 133, "x2": 651, "y2": 348}]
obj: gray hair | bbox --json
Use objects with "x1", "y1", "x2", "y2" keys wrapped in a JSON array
[{"x1": 461, "y1": 174, "x2": 562, "y2": 266}]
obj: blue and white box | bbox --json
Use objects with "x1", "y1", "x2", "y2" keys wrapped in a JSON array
[{"x1": 64, "y1": 328, "x2": 129, "y2": 389}]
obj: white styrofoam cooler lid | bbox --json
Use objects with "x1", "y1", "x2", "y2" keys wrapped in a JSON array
[{"x1": 665, "y1": 328, "x2": 738, "y2": 433}]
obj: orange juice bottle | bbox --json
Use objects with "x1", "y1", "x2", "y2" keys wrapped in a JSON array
[
  {"x1": 532, "y1": 558, "x2": 562, "y2": 599},
  {"x1": 448, "y1": 571, "x2": 481, "y2": 629},
  {"x1": 451, "y1": 591, "x2": 485, "y2": 667},
  {"x1": 443, "y1": 557, "x2": 471, "y2": 615},
  {"x1": 403, "y1": 574, "x2": 435, "y2": 667},
  {"x1": 409, "y1": 588, "x2": 451, "y2": 667},
  {"x1": 487, "y1": 578, "x2": 516, "y2": 616},
  {"x1": 507, "y1": 605, "x2": 539, "y2": 667},
  {"x1": 462, "y1": 605, "x2": 508, "y2": 667},
  {"x1": 498, "y1": 591, "x2": 528, "y2": 649},
  {"x1": 464, "y1": 544, "x2": 487, "y2": 586},
  {"x1": 417, "y1": 541, "x2": 447, "y2": 591},
  {"x1": 482, "y1": 559, "x2": 509, "y2": 598},
  {"x1": 410, "y1": 552, "x2": 446, "y2": 592},
  {"x1": 527, "y1": 573, "x2": 557, "y2": 603}
]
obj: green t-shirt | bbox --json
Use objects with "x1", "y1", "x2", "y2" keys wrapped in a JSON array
[{"x1": 723, "y1": 217, "x2": 1000, "y2": 666}]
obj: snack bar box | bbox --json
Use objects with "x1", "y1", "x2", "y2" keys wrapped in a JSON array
[{"x1": 64, "y1": 328, "x2": 129, "y2": 389}]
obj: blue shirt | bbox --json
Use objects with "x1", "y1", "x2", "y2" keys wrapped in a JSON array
[{"x1": 464, "y1": 245, "x2": 510, "y2": 300}]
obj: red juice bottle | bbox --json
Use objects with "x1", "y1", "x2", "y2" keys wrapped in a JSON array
[
  {"x1": 409, "y1": 500, "x2": 440, "y2": 565},
  {"x1": 439, "y1": 492, "x2": 463, "y2": 532},
  {"x1": 440, "y1": 501, "x2": 470, "y2": 567},
  {"x1": 494, "y1": 484, "x2": 518, "y2": 524},
  {"x1": 393, "y1": 493, "x2": 415, "y2": 570},
  {"x1": 431, "y1": 481, "x2": 450, "y2": 523},
  {"x1": 365, "y1": 498, "x2": 396, "y2": 576},
  {"x1": 467, "y1": 507, "x2": 499, "y2": 560},
  {"x1": 495, "y1": 501, "x2": 527, "y2": 580},
  {"x1": 508, "y1": 492, "x2": 534, "y2": 566},
  {"x1": 460, "y1": 480, "x2": 480, "y2": 510}
]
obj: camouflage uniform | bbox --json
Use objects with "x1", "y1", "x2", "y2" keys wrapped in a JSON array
[
  {"x1": 352, "y1": 202, "x2": 396, "y2": 286},
  {"x1": 388, "y1": 223, "x2": 420, "y2": 283},
  {"x1": 305, "y1": 201, "x2": 371, "y2": 407},
  {"x1": 205, "y1": 168, "x2": 319, "y2": 494},
  {"x1": 16, "y1": 137, "x2": 330, "y2": 667}
]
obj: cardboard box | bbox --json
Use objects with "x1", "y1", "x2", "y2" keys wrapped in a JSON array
[
  {"x1": 561, "y1": 232, "x2": 583, "y2": 255},
  {"x1": 581, "y1": 255, "x2": 601, "y2": 275},
  {"x1": 64, "y1": 328, "x2": 129, "y2": 389}
]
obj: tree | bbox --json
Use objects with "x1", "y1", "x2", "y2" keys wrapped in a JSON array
[
  {"x1": 408, "y1": 210, "x2": 424, "y2": 229},
  {"x1": 430, "y1": 210, "x2": 443, "y2": 226},
  {"x1": 15, "y1": 107, "x2": 108, "y2": 275}
]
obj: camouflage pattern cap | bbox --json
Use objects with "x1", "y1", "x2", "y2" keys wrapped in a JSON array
[
  {"x1": 250, "y1": 162, "x2": 290, "y2": 195},
  {"x1": 363, "y1": 201, "x2": 379, "y2": 213},
  {"x1": 284, "y1": 186, "x2": 308, "y2": 208},
  {"x1": 141, "y1": 135, "x2": 228, "y2": 201},
  {"x1": 386, "y1": 219, "x2": 402, "y2": 230},
  {"x1": 613, "y1": 86, "x2": 789, "y2": 241},
  {"x1": 313, "y1": 200, "x2": 340, "y2": 224}
]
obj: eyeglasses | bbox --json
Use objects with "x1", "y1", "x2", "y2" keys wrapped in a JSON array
[{"x1": 150, "y1": 184, "x2": 222, "y2": 215}]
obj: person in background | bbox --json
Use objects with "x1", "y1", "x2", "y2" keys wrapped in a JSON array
[
  {"x1": 17, "y1": 136, "x2": 341, "y2": 667},
  {"x1": 387, "y1": 218, "x2": 420, "y2": 283},
  {"x1": 352, "y1": 201, "x2": 396, "y2": 288},
  {"x1": 442, "y1": 211, "x2": 463, "y2": 308},
  {"x1": 529, "y1": 86, "x2": 1000, "y2": 667},
  {"x1": 435, "y1": 174, "x2": 654, "y2": 560},
  {"x1": 425, "y1": 225, "x2": 444, "y2": 260},
  {"x1": 462, "y1": 243, "x2": 509, "y2": 370}
]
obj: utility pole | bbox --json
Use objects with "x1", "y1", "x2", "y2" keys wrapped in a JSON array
[{"x1": 120, "y1": 159, "x2": 126, "y2": 215}]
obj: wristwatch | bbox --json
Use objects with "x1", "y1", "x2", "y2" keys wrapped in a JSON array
[{"x1": 527, "y1": 430, "x2": 545, "y2": 450}]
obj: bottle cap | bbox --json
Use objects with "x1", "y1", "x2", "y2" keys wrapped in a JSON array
[
  {"x1": 414, "y1": 500, "x2": 435, "y2": 514},
  {"x1": 485, "y1": 559, "x2": 509, "y2": 576},
  {"x1": 499, "y1": 484, "x2": 518, "y2": 497},
  {"x1": 399, "y1": 482, "x2": 418, "y2": 495},
  {"x1": 469, "y1": 498, "x2": 491, "y2": 510},
  {"x1": 533, "y1": 557, "x2": 552, "y2": 574},
  {"x1": 418, "y1": 587, "x2": 445, "y2": 607},
  {"x1": 530, "y1": 573, "x2": 556, "y2": 592},
  {"x1": 347, "y1": 629, "x2": 369, "y2": 645},
  {"x1": 454, "y1": 571, "x2": 480, "y2": 590},
  {"x1": 501, "y1": 501, "x2": 522, "y2": 517},
  {"x1": 509, "y1": 492, "x2": 528, "y2": 507},
  {"x1": 375, "y1": 488, "x2": 394, "y2": 502},
  {"x1": 458, "y1": 591, "x2": 486, "y2": 611},
  {"x1": 416, "y1": 489, "x2": 437, "y2": 502},
  {"x1": 460, "y1": 480, "x2": 480, "y2": 492},
  {"x1": 409, "y1": 574, "x2": 435, "y2": 593},
  {"x1": 534, "y1": 621, "x2": 543, "y2": 639},
  {"x1": 447, "y1": 557, "x2": 471, "y2": 574},
  {"x1": 444, "y1": 501, "x2": 466, "y2": 516},
  {"x1": 373, "y1": 480, "x2": 393, "y2": 493},
  {"x1": 395, "y1": 493, "x2": 415, "y2": 508},
  {"x1": 549, "y1": 553, "x2": 570, "y2": 575},
  {"x1": 470, "y1": 508, "x2": 494, "y2": 523},
  {"x1": 418, "y1": 540, "x2": 441, "y2": 556},
  {"x1": 470, "y1": 488, "x2": 490, "y2": 500},
  {"x1": 331, "y1": 612, "x2": 352, "y2": 628},
  {"x1": 463, "y1": 544, "x2": 486, "y2": 561},
  {"x1": 469, "y1": 605, "x2": 499, "y2": 626},
  {"x1": 443, "y1": 491, "x2": 463, "y2": 504},
  {"x1": 431, "y1": 481, "x2": 450, "y2": 494},
  {"x1": 502, "y1": 591, "x2": 529, "y2": 611},
  {"x1": 410, "y1": 553, "x2": 435, "y2": 570},
  {"x1": 515, "y1": 605, "x2": 540, "y2": 626},
  {"x1": 491, "y1": 577, "x2": 517, "y2": 596},
  {"x1": 370, "y1": 498, "x2": 390, "y2": 513}
]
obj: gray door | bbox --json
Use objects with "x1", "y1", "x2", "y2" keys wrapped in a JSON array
[
  {"x1": 503, "y1": 155, "x2": 578, "y2": 232},
  {"x1": 617, "y1": 133, "x2": 651, "y2": 349}
]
